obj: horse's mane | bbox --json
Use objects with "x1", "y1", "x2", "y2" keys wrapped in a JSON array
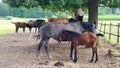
[{"x1": 81, "y1": 22, "x2": 93, "y2": 28}]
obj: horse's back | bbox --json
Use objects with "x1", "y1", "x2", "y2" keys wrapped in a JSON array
[{"x1": 39, "y1": 22, "x2": 83, "y2": 40}]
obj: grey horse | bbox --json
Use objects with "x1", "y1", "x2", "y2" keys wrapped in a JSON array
[{"x1": 37, "y1": 22, "x2": 98, "y2": 60}]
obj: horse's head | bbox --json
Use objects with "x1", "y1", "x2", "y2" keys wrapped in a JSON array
[
  {"x1": 90, "y1": 22, "x2": 99, "y2": 34},
  {"x1": 76, "y1": 15, "x2": 83, "y2": 22},
  {"x1": 80, "y1": 22, "x2": 98, "y2": 34}
]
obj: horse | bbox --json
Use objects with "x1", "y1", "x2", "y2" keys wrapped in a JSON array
[
  {"x1": 76, "y1": 15, "x2": 84, "y2": 22},
  {"x1": 28, "y1": 19, "x2": 45, "y2": 33},
  {"x1": 12, "y1": 22, "x2": 31, "y2": 34},
  {"x1": 58, "y1": 30, "x2": 104, "y2": 63},
  {"x1": 37, "y1": 21, "x2": 99, "y2": 60},
  {"x1": 48, "y1": 18, "x2": 68, "y2": 24},
  {"x1": 68, "y1": 15, "x2": 83, "y2": 23},
  {"x1": 68, "y1": 18, "x2": 77, "y2": 23}
]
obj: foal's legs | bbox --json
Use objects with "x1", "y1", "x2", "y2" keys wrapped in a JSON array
[
  {"x1": 70, "y1": 43, "x2": 73, "y2": 60},
  {"x1": 70, "y1": 43, "x2": 78, "y2": 63},
  {"x1": 90, "y1": 48, "x2": 95, "y2": 63},
  {"x1": 23, "y1": 27, "x2": 25, "y2": 33},
  {"x1": 73, "y1": 46, "x2": 77, "y2": 63},
  {"x1": 16, "y1": 27, "x2": 18, "y2": 33},
  {"x1": 90, "y1": 47, "x2": 98, "y2": 63},
  {"x1": 95, "y1": 47, "x2": 98, "y2": 63},
  {"x1": 29, "y1": 28, "x2": 32, "y2": 33}
]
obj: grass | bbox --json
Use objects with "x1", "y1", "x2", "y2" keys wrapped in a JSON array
[
  {"x1": 0, "y1": 20, "x2": 15, "y2": 35},
  {"x1": 84, "y1": 15, "x2": 120, "y2": 21}
]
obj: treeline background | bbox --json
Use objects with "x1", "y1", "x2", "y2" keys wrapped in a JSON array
[{"x1": 0, "y1": 2, "x2": 120, "y2": 19}]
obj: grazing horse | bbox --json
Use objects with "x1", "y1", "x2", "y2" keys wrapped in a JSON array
[
  {"x1": 28, "y1": 19, "x2": 45, "y2": 33},
  {"x1": 48, "y1": 18, "x2": 68, "y2": 24},
  {"x1": 58, "y1": 30, "x2": 104, "y2": 63},
  {"x1": 12, "y1": 22, "x2": 31, "y2": 34},
  {"x1": 37, "y1": 22, "x2": 98, "y2": 60}
]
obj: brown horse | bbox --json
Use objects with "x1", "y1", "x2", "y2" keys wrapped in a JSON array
[
  {"x1": 12, "y1": 22, "x2": 31, "y2": 34},
  {"x1": 48, "y1": 18, "x2": 68, "y2": 24},
  {"x1": 58, "y1": 30, "x2": 104, "y2": 63}
]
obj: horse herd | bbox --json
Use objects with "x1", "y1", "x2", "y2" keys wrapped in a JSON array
[
  {"x1": 12, "y1": 16, "x2": 104, "y2": 63},
  {"x1": 12, "y1": 19, "x2": 45, "y2": 34},
  {"x1": 12, "y1": 16, "x2": 83, "y2": 34}
]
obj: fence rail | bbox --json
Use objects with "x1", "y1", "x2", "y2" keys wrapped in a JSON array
[{"x1": 98, "y1": 22, "x2": 120, "y2": 43}]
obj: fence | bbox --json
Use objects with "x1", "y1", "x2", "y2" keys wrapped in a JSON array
[{"x1": 98, "y1": 22, "x2": 120, "y2": 44}]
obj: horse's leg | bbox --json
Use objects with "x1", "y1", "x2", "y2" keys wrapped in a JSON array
[
  {"x1": 73, "y1": 45, "x2": 77, "y2": 63},
  {"x1": 29, "y1": 28, "x2": 32, "y2": 33},
  {"x1": 23, "y1": 27, "x2": 25, "y2": 33},
  {"x1": 70, "y1": 42, "x2": 73, "y2": 60},
  {"x1": 94, "y1": 47, "x2": 98, "y2": 63},
  {"x1": 44, "y1": 38, "x2": 53, "y2": 59},
  {"x1": 37, "y1": 38, "x2": 46, "y2": 60},
  {"x1": 90, "y1": 48, "x2": 95, "y2": 63},
  {"x1": 35, "y1": 28, "x2": 37, "y2": 33},
  {"x1": 16, "y1": 27, "x2": 19, "y2": 34}
]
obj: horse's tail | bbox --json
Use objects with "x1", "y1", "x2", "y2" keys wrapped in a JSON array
[
  {"x1": 11, "y1": 21, "x2": 16, "y2": 24},
  {"x1": 96, "y1": 33, "x2": 104, "y2": 37}
]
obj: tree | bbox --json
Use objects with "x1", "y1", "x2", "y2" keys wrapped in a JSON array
[
  {"x1": 88, "y1": 0, "x2": 98, "y2": 22},
  {"x1": 2, "y1": 0, "x2": 120, "y2": 23}
]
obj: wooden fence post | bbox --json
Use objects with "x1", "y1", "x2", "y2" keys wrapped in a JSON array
[
  {"x1": 109, "y1": 23, "x2": 111, "y2": 40},
  {"x1": 117, "y1": 23, "x2": 120, "y2": 43},
  {"x1": 103, "y1": 23, "x2": 106, "y2": 35},
  {"x1": 100, "y1": 22, "x2": 102, "y2": 32}
]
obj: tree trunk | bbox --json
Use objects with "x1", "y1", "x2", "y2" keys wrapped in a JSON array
[
  {"x1": 72, "y1": 10, "x2": 77, "y2": 18},
  {"x1": 88, "y1": 0, "x2": 98, "y2": 23}
]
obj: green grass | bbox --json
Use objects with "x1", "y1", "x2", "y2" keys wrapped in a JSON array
[
  {"x1": 98, "y1": 15, "x2": 120, "y2": 21},
  {"x1": 84, "y1": 15, "x2": 120, "y2": 21},
  {"x1": 0, "y1": 20, "x2": 15, "y2": 35}
]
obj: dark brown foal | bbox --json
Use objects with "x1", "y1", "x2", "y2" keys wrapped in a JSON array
[{"x1": 59, "y1": 30, "x2": 103, "y2": 63}]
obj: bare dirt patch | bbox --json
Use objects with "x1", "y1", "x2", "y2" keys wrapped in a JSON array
[{"x1": 0, "y1": 32, "x2": 120, "y2": 68}]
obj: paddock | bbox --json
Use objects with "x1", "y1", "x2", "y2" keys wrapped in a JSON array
[{"x1": 0, "y1": 31, "x2": 120, "y2": 68}]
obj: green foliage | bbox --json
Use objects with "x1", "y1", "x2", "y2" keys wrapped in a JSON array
[
  {"x1": 98, "y1": 7, "x2": 112, "y2": 15},
  {"x1": 3, "y1": 0, "x2": 88, "y2": 12},
  {"x1": 3, "y1": 0, "x2": 24, "y2": 7},
  {"x1": 3, "y1": 0, "x2": 120, "y2": 12},
  {"x1": 23, "y1": 0, "x2": 39, "y2": 8},
  {"x1": 99, "y1": 0, "x2": 120, "y2": 8},
  {"x1": 0, "y1": 3, "x2": 10, "y2": 16}
]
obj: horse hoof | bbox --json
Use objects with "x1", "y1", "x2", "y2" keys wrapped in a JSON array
[
  {"x1": 94, "y1": 59, "x2": 98, "y2": 63},
  {"x1": 90, "y1": 59, "x2": 93, "y2": 63},
  {"x1": 73, "y1": 59, "x2": 77, "y2": 63},
  {"x1": 37, "y1": 56, "x2": 41, "y2": 61},
  {"x1": 49, "y1": 55, "x2": 53, "y2": 59},
  {"x1": 70, "y1": 57, "x2": 73, "y2": 60}
]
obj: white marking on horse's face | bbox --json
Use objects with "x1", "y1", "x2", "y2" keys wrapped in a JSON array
[{"x1": 93, "y1": 28, "x2": 99, "y2": 34}]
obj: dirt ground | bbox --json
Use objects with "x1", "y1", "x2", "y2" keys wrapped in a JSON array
[{"x1": 0, "y1": 31, "x2": 120, "y2": 68}]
